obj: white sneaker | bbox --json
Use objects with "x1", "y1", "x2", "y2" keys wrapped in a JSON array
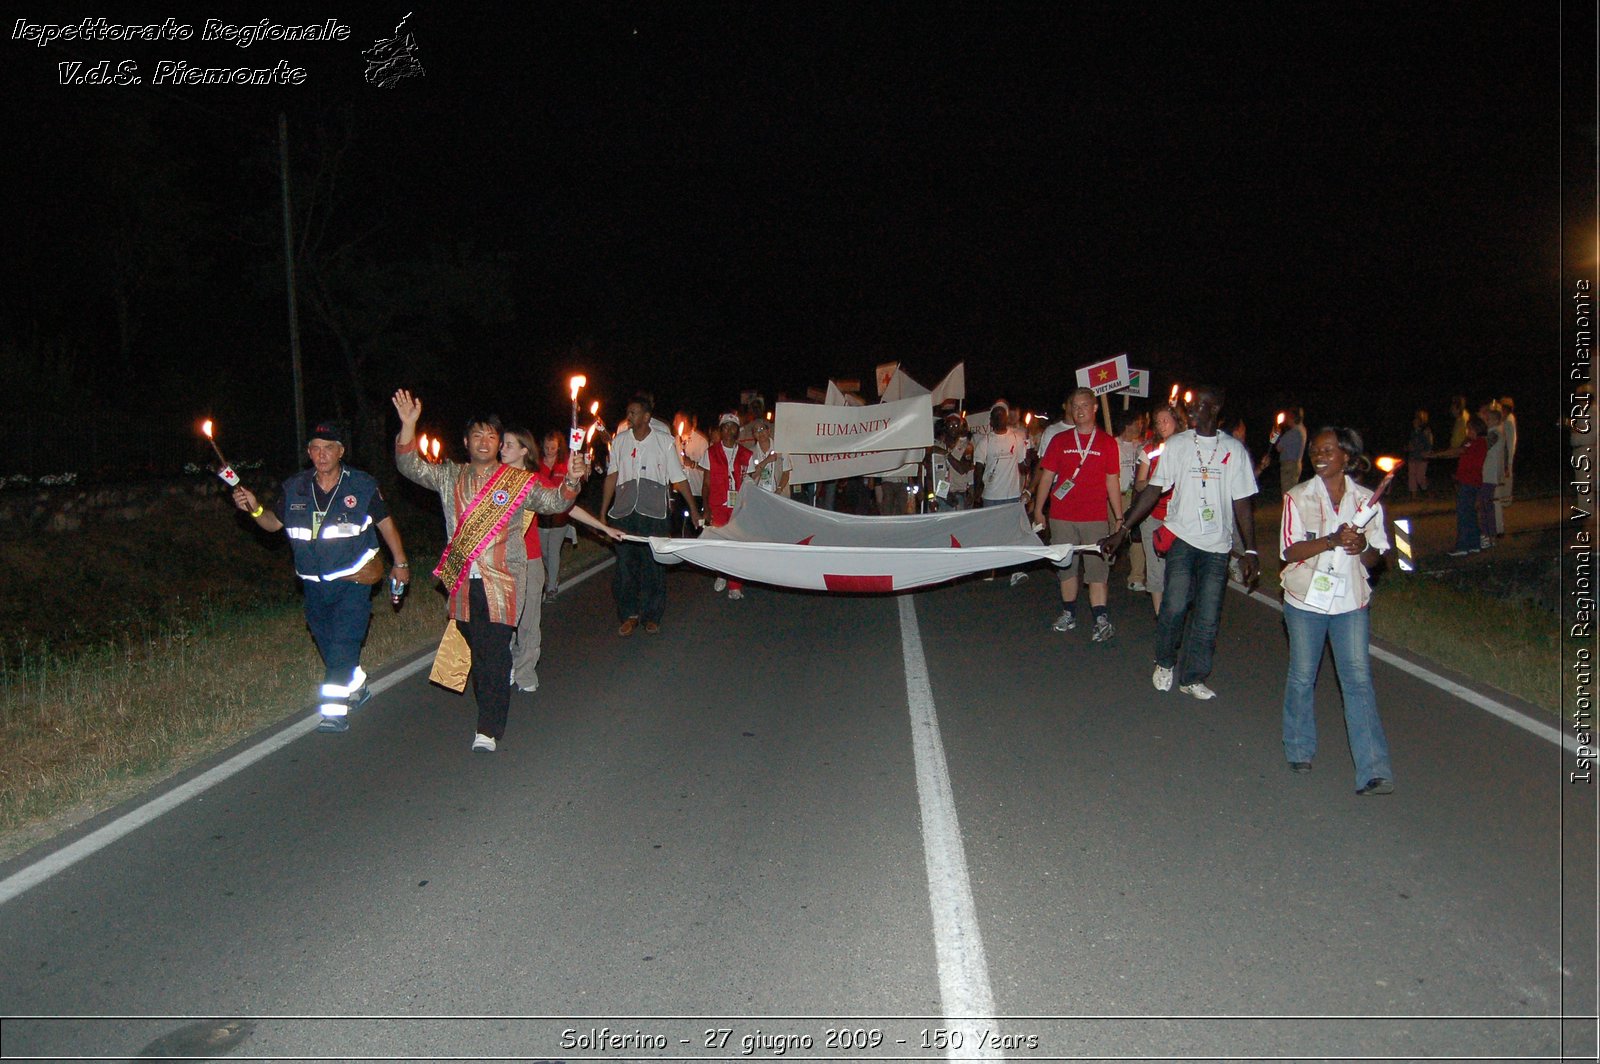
[
  {"x1": 713, "y1": 577, "x2": 727, "y2": 592},
  {"x1": 1178, "y1": 682, "x2": 1217, "y2": 700},
  {"x1": 1091, "y1": 616, "x2": 1115, "y2": 643},
  {"x1": 1127, "y1": 581, "x2": 1146, "y2": 592},
  {"x1": 727, "y1": 588, "x2": 744, "y2": 600},
  {"x1": 1480, "y1": 536, "x2": 1494, "y2": 549},
  {"x1": 1009, "y1": 571, "x2": 1029, "y2": 586},
  {"x1": 1051, "y1": 609, "x2": 1077, "y2": 632},
  {"x1": 1152, "y1": 665, "x2": 1174, "y2": 692},
  {"x1": 471, "y1": 733, "x2": 496, "y2": 752}
]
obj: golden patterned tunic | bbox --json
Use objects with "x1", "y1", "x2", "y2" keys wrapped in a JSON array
[{"x1": 396, "y1": 439, "x2": 574, "y2": 624}]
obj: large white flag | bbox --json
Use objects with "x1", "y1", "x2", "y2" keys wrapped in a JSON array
[
  {"x1": 879, "y1": 365, "x2": 929, "y2": 403},
  {"x1": 646, "y1": 485, "x2": 1088, "y2": 592},
  {"x1": 931, "y1": 362, "x2": 965, "y2": 406}
]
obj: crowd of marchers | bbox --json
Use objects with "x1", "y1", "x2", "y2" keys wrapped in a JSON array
[{"x1": 226, "y1": 380, "x2": 1525, "y2": 795}]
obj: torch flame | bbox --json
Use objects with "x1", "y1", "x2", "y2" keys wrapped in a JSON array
[
  {"x1": 1169, "y1": 384, "x2": 1180, "y2": 401},
  {"x1": 1375, "y1": 456, "x2": 1401, "y2": 474},
  {"x1": 418, "y1": 432, "x2": 430, "y2": 458},
  {"x1": 569, "y1": 374, "x2": 586, "y2": 401},
  {"x1": 586, "y1": 422, "x2": 598, "y2": 444},
  {"x1": 676, "y1": 419, "x2": 686, "y2": 438},
  {"x1": 1183, "y1": 390, "x2": 1193, "y2": 405},
  {"x1": 1275, "y1": 412, "x2": 1285, "y2": 426},
  {"x1": 201, "y1": 419, "x2": 215, "y2": 439},
  {"x1": 430, "y1": 438, "x2": 440, "y2": 461},
  {"x1": 589, "y1": 400, "x2": 600, "y2": 416}
]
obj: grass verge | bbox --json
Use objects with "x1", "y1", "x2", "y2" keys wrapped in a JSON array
[
  {"x1": 0, "y1": 536, "x2": 612, "y2": 864},
  {"x1": 1366, "y1": 573, "x2": 1560, "y2": 712}
]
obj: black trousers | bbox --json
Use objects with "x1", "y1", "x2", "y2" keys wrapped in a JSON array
[{"x1": 455, "y1": 579, "x2": 515, "y2": 740}]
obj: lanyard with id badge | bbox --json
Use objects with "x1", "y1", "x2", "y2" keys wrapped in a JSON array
[
  {"x1": 1051, "y1": 431, "x2": 1096, "y2": 502},
  {"x1": 1193, "y1": 436, "x2": 1225, "y2": 538},
  {"x1": 1300, "y1": 550, "x2": 1348, "y2": 613}
]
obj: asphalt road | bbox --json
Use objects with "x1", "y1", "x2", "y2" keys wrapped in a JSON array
[{"x1": 0, "y1": 557, "x2": 1592, "y2": 1062}]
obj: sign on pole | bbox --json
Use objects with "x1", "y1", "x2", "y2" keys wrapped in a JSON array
[
  {"x1": 1123, "y1": 367, "x2": 1151, "y2": 398},
  {"x1": 1075, "y1": 353, "x2": 1131, "y2": 396}
]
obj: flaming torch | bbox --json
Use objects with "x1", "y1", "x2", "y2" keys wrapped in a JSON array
[
  {"x1": 1353, "y1": 456, "x2": 1403, "y2": 529},
  {"x1": 568, "y1": 375, "x2": 587, "y2": 453},
  {"x1": 430, "y1": 437, "x2": 441, "y2": 463},
  {"x1": 417, "y1": 432, "x2": 430, "y2": 462},
  {"x1": 199, "y1": 419, "x2": 241, "y2": 486},
  {"x1": 1269, "y1": 412, "x2": 1286, "y2": 444}
]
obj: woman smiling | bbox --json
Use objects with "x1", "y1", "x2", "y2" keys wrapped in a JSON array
[{"x1": 1278, "y1": 427, "x2": 1394, "y2": 796}]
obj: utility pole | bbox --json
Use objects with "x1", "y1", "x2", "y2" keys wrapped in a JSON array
[{"x1": 278, "y1": 112, "x2": 306, "y2": 465}]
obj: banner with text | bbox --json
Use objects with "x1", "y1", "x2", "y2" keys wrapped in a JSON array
[{"x1": 775, "y1": 394, "x2": 933, "y2": 484}]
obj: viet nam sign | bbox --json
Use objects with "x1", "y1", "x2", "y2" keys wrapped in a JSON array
[{"x1": 1075, "y1": 353, "x2": 1131, "y2": 396}]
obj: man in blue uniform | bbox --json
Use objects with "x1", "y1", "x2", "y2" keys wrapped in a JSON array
[{"x1": 232, "y1": 421, "x2": 410, "y2": 732}]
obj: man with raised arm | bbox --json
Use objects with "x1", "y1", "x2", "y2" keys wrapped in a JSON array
[{"x1": 392, "y1": 389, "x2": 586, "y2": 752}]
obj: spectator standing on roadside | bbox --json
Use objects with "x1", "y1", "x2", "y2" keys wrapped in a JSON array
[
  {"x1": 1478, "y1": 406, "x2": 1506, "y2": 549},
  {"x1": 1101, "y1": 384, "x2": 1260, "y2": 701},
  {"x1": 1406, "y1": 410, "x2": 1433, "y2": 495},
  {"x1": 231, "y1": 420, "x2": 410, "y2": 734},
  {"x1": 1429, "y1": 414, "x2": 1488, "y2": 557},
  {"x1": 1258, "y1": 406, "x2": 1307, "y2": 496},
  {"x1": 1278, "y1": 426, "x2": 1394, "y2": 796},
  {"x1": 1448, "y1": 395, "x2": 1470, "y2": 449},
  {"x1": 1494, "y1": 396, "x2": 1517, "y2": 534},
  {"x1": 393, "y1": 392, "x2": 587, "y2": 752},
  {"x1": 1031, "y1": 387, "x2": 1125, "y2": 643}
]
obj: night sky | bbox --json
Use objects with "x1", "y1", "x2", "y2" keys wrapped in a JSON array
[{"x1": 0, "y1": 2, "x2": 1581, "y2": 473}]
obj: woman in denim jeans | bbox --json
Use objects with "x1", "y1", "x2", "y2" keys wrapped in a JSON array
[{"x1": 1278, "y1": 427, "x2": 1394, "y2": 795}]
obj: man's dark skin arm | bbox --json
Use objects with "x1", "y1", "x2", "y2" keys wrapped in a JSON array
[{"x1": 1097, "y1": 486, "x2": 1259, "y2": 585}]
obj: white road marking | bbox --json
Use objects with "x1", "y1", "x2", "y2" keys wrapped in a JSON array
[
  {"x1": 1230, "y1": 581, "x2": 1574, "y2": 752},
  {"x1": 0, "y1": 558, "x2": 620, "y2": 908},
  {"x1": 898, "y1": 595, "x2": 1003, "y2": 1060}
]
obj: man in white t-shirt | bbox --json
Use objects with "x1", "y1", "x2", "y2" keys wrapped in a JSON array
[
  {"x1": 1101, "y1": 384, "x2": 1259, "y2": 700},
  {"x1": 973, "y1": 403, "x2": 1029, "y2": 507},
  {"x1": 601, "y1": 392, "x2": 703, "y2": 636}
]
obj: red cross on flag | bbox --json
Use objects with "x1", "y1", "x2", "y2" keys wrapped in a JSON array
[{"x1": 1074, "y1": 353, "x2": 1131, "y2": 396}]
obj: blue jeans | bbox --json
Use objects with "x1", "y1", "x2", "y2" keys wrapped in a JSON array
[
  {"x1": 612, "y1": 510, "x2": 671, "y2": 623},
  {"x1": 1282, "y1": 600, "x2": 1392, "y2": 789},
  {"x1": 1154, "y1": 537, "x2": 1229, "y2": 686},
  {"x1": 1452, "y1": 483, "x2": 1481, "y2": 551}
]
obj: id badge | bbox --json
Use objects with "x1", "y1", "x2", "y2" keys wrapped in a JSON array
[
  {"x1": 311, "y1": 512, "x2": 324, "y2": 537},
  {"x1": 1198, "y1": 504, "x2": 1220, "y2": 536},
  {"x1": 726, "y1": 488, "x2": 738, "y2": 509},
  {"x1": 934, "y1": 477, "x2": 951, "y2": 499},
  {"x1": 1052, "y1": 477, "x2": 1075, "y2": 501},
  {"x1": 1302, "y1": 570, "x2": 1347, "y2": 613}
]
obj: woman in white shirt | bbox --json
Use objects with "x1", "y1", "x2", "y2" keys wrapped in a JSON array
[{"x1": 1278, "y1": 427, "x2": 1394, "y2": 795}]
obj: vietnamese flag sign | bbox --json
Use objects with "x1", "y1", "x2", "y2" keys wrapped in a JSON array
[{"x1": 1075, "y1": 353, "x2": 1131, "y2": 396}]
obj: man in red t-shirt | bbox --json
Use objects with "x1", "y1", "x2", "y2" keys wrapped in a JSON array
[{"x1": 1031, "y1": 388, "x2": 1125, "y2": 642}]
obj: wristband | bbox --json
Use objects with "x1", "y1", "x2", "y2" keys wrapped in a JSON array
[
  {"x1": 249, "y1": 505, "x2": 264, "y2": 519},
  {"x1": 394, "y1": 561, "x2": 410, "y2": 568},
  {"x1": 1244, "y1": 549, "x2": 1258, "y2": 555}
]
